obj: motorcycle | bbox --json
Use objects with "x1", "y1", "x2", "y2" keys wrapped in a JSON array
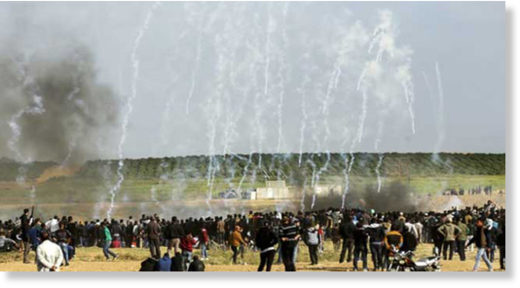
[{"x1": 387, "y1": 246, "x2": 441, "y2": 272}]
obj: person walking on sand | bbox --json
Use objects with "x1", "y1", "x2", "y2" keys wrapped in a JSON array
[
  {"x1": 101, "y1": 222, "x2": 118, "y2": 261},
  {"x1": 466, "y1": 219, "x2": 493, "y2": 272}
]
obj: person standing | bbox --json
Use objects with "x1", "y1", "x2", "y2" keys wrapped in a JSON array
[
  {"x1": 200, "y1": 223, "x2": 209, "y2": 260},
  {"x1": 230, "y1": 225, "x2": 246, "y2": 264},
  {"x1": 36, "y1": 232, "x2": 64, "y2": 272},
  {"x1": 279, "y1": 217, "x2": 300, "y2": 271},
  {"x1": 55, "y1": 223, "x2": 72, "y2": 266},
  {"x1": 339, "y1": 214, "x2": 355, "y2": 264},
  {"x1": 20, "y1": 207, "x2": 33, "y2": 264},
  {"x1": 303, "y1": 223, "x2": 320, "y2": 265},
  {"x1": 167, "y1": 217, "x2": 184, "y2": 255},
  {"x1": 146, "y1": 217, "x2": 162, "y2": 259},
  {"x1": 496, "y1": 218, "x2": 505, "y2": 270},
  {"x1": 352, "y1": 222, "x2": 369, "y2": 271},
  {"x1": 367, "y1": 218, "x2": 386, "y2": 271},
  {"x1": 437, "y1": 216, "x2": 461, "y2": 260},
  {"x1": 455, "y1": 217, "x2": 468, "y2": 261},
  {"x1": 101, "y1": 222, "x2": 118, "y2": 260},
  {"x1": 255, "y1": 221, "x2": 278, "y2": 271}
]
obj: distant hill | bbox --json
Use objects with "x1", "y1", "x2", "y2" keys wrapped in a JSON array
[
  {"x1": 76, "y1": 153, "x2": 505, "y2": 181},
  {"x1": 0, "y1": 160, "x2": 57, "y2": 181},
  {"x1": 0, "y1": 153, "x2": 505, "y2": 183}
]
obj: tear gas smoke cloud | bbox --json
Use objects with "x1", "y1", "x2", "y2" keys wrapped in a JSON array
[{"x1": 0, "y1": 46, "x2": 120, "y2": 165}]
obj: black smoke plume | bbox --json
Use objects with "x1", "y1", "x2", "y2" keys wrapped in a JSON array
[
  {"x1": 0, "y1": 46, "x2": 120, "y2": 165},
  {"x1": 303, "y1": 181, "x2": 418, "y2": 213}
]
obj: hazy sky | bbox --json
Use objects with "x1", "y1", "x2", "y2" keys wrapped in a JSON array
[{"x1": 0, "y1": 2, "x2": 505, "y2": 161}]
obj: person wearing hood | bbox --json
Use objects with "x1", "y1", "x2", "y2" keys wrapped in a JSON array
[{"x1": 303, "y1": 223, "x2": 321, "y2": 265}]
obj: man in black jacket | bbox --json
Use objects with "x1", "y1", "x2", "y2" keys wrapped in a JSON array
[
  {"x1": 20, "y1": 208, "x2": 33, "y2": 264},
  {"x1": 279, "y1": 217, "x2": 300, "y2": 271},
  {"x1": 496, "y1": 218, "x2": 505, "y2": 270},
  {"x1": 352, "y1": 221, "x2": 368, "y2": 271},
  {"x1": 255, "y1": 221, "x2": 278, "y2": 271},
  {"x1": 170, "y1": 251, "x2": 185, "y2": 271},
  {"x1": 366, "y1": 219, "x2": 386, "y2": 271},
  {"x1": 167, "y1": 217, "x2": 185, "y2": 255},
  {"x1": 146, "y1": 217, "x2": 162, "y2": 259},
  {"x1": 339, "y1": 214, "x2": 355, "y2": 263}
]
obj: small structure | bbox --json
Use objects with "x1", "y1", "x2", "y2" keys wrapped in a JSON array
[
  {"x1": 256, "y1": 180, "x2": 290, "y2": 199},
  {"x1": 242, "y1": 189, "x2": 257, "y2": 200}
]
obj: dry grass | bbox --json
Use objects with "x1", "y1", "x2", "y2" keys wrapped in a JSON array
[{"x1": 0, "y1": 241, "x2": 504, "y2": 272}]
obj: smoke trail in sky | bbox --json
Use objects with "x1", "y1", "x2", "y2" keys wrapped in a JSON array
[
  {"x1": 434, "y1": 62, "x2": 445, "y2": 156},
  {"x1": 107, "y1": 2, "x2": 160, "y2": 219}
]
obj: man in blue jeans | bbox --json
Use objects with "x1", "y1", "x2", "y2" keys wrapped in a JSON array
[
  {"x1": 466, "y1": 219, "x2": 493, "y2": 271},
  {"x1": 55, "y1": 223, "x2": 71, "y2": 266},
  {"x1": 101, "y1": 222, "x2": 118, "y2": 260}
]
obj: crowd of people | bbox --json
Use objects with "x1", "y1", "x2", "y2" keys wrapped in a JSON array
[{"x1": 0, "y1": 200, "x2": 505, "y2": 272}]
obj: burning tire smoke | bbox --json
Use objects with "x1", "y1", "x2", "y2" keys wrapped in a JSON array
[{"x1": 0, "y1": 46, "x2": 120, "y2": 166}]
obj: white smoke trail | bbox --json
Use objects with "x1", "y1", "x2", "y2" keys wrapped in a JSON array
[
  {"x1": 276, "y1": 2, "x2": 289, "y2": 154},
  {"x1": 254, "y1": 4, "x2": 274, "y2": 178},
  {"x1": 297, "y1": 71, "x2": 310, "y2": 167},
  {"x1": 300, "y1": 174, "x2": 308, "y2": 212},
  {"x1": 341, "y1": 152, "x2": 356, "y2": 210},
  {"x1": 30, "y1": 185, "x2": 36, "y2": 203},
  {"x1": 307, "y1": 157, "x2": 317, "y2": 209},
  {"x1": 398, "y1": 64, "x2": 416, "y2": 135},
  {"x1": 185, "y1": 26, "x2": 203, "y2": 115},
  {"x1": 375, "y1": 154, "x2": 384, "y2": 193},
  {"x1": 433, "y1": 62, "x2": 445, "y2": 160},
  {"x1": 107, "y1": 2, "x2": 161, "y2": 219},
  {"x1": 373, "y1": 120, "x2": 385, "y2": 193},
  {"x1": 314, "y1": 52, "x2": 342, "y2": 192}
]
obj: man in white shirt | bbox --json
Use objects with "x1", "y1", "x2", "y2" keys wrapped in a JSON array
[
  {"x1": 36, "y1": 232, "x2": 64, "y2": 272},
  {"x1": 45, "y1": 216, "x2": 60, "y2": 235}
]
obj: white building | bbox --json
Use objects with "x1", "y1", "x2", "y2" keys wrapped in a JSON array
[{"x1": 256, "y1": 180, "x2": 290, "y2": 199}]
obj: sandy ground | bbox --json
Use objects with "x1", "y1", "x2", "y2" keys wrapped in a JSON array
[{"x1": 0, "y1": 243, "x2": 504, "y2": 272}]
